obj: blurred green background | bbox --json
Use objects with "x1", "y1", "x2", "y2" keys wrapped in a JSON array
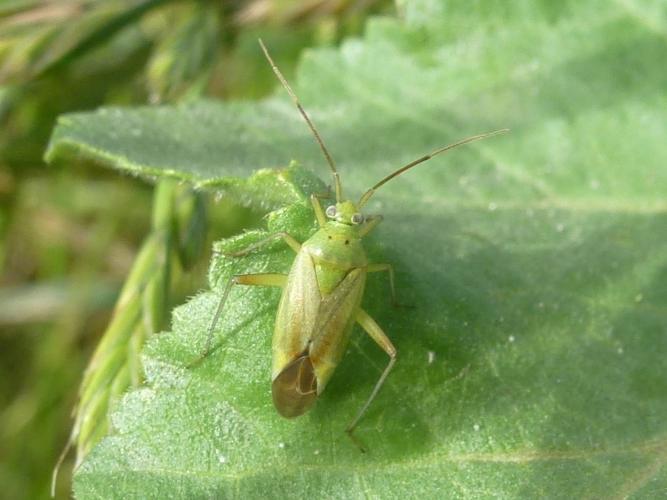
[{"x1": 0, "y1": 1, "x2": 392, "y2": 497}]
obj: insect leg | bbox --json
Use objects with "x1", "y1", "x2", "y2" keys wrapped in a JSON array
[
  {"x1": 358, "y1": 215, "x2": 383, "y2": 238},
  {"x1": 197, "y1": 273, "x2": 287, "y2": 362},
  {"x1": 225, "y1": 232, "x2": 301, "y2": 257},
  {"x1": 310, "y1": 194, "x2": 327, "y2": 227},
  {"x1": 366, "y1": 263, "x2": 398, "y2": 306},
  {"x1": 346, "y1": 308, "x2": 397, "y2": 448}
]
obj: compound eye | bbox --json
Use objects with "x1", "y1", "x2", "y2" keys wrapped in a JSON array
[
  {"x1": 351, "y1": 213, "x2": 364, "y2": 225},
  {"x1": 325, "y1": 205, "x2": 337, "y2": 218}
]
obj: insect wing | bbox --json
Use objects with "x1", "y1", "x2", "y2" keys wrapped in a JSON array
[
  {"x1": 271, "y1": 250, "x2": 321, "y2": 417},
  {"x1": 271, "y1": 352, "x2": 318, "y2": 417},
  {"x1": 309, "y1": 267, "x2": 366, "y2": 393}
]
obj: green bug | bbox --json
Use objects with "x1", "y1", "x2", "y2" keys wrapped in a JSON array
[{"x1": 203, "y1": 39, "x2": 506, "y2": 445}]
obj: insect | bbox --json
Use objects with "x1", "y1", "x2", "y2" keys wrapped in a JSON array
[{"x1": 203, "y1": 39, "x2": 506, "y2": 446}]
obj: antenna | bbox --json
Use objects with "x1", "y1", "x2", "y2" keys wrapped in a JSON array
[
  {"x1": 259, "y1": 39, "x2": 342, "y2": 202},
  {"x1": 358, "y1": 129, "x2": 509, "y2": 207}
]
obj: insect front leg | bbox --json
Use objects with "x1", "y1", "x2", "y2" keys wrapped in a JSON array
[
  {"x1": 346, "y1": 308, "x2": 397, "y2": 450},
  {"x1": 224, "y1": 232, "x2": 301, "y2": 257},
  {"x1": 366, "y1": 263, "x2": 398, "y2": 306},
  {"x1": 310, "y1": 193, "x2": 328, "y2": 228},
  {"x1": 358, "y1": 215, "x2": 383, "y2": 237},
  {"x1": 194, "y1": 273, "x2": 287, "y2": 364},
  {"x1": 367, "y1": 263, "x2": 413, "y2": 308}
]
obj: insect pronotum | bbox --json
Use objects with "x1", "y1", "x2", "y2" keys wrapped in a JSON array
[{"x1": 203, "y1": 39, "x2": 507, "y2": 448}]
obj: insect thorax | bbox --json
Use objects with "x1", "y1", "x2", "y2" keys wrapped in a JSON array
[{"x1": 303, "y1": 224, "x2": 367, "y2": 295}]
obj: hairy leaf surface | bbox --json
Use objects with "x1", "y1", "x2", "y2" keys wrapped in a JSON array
[{"x1": 48, "y1": 1, "x2": 667, "y2": 498}]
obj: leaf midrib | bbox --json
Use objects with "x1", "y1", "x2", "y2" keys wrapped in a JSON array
[{"x1": 82, "y1": 435, "x2": 667, "y2": 481}]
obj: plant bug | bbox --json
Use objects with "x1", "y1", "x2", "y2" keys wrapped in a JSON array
[{"x1": 202, "y1": 39, "x2": 506, "y2": 447}]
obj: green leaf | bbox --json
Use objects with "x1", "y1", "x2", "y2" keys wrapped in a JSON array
[{"x1": 49, "y1": 0, "x2": 667, "y2": 498}]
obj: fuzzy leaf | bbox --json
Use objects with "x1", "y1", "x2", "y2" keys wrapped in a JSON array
[{"x1": 49, "y1": 1, "x2": 667, "y2": 498}]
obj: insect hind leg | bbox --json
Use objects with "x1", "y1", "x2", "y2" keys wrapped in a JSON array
[
  {"x1": 190, "y1": 273, "x2": 287, "y2": 366},
  {"x1": 346, "y1": 308, "x2": 397, "y2": 451}
]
